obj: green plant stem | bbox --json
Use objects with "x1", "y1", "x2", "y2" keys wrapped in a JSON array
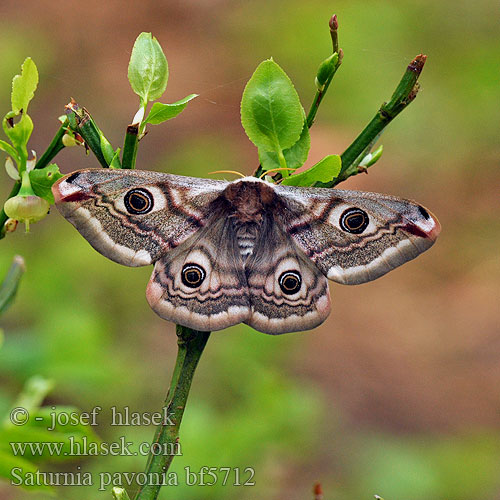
[
  {"x1": 35, "y1": 122, "x2": 67, "y2": 170},
  {"x1": 305, "y1": 55, "x2": 342, "y2": 129},
  {"x1": 306, "y1": 14, "x2": 342, "y2": 128},
  {"x1": 66, "y1": 102, "x2": 111, "y2": 168},
  {"x1": 329, "y1": 14, "x2": 339, "y2": 53},
  {"x1": 76, "y1": 114, "x2": 109, "y2": 168},
  {"x1": 134, "y1": 326, "x2": 211, "y2": 500},
  {"x1": 122, "y1": 124, "x2": 139, "y2": 169},
  {"x1": 333, "y1": 54, "x2": 426, "y2": 186}
]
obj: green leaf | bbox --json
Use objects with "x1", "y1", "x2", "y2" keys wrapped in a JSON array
[
  {"x1": 4, "y1": 157, "x2": 19, "y2": 180},
  {"x1": 0, "y1": 255, "x2": 25, "y2": 317},
  {"x1": 259, "y1": 121, "x2": 310, "y2": 171},
  {"x1": 281, "y1": 154, "x2": 341, "y2": 187},
  {"x1": 128, "y1": 32, "x2": 168, "y2": 104},
  {"x1": 0, "y1": 139, "x2": 20, "y2": 163},
  {"x1": 0, "y1": 450, "x2": 52, "y2": 491},
  {"x1": 241, "y1": 59, "x2": 304, "y2": 153},
  {"x1": 4, "y1": 376, "x2": 54, "y2": 427},
  {"x1": 359, "y1": 144, "x2": 384, "y2": 167},
  {"x1": 29, "y1": 164, "x2": 63, "y2": 204},
  {"x1": 99, "y1": 134, "x2": 116, "y2": 166},
  {"x1": 144, "y1": 94, "x2": 198, "y2": 125},
  {"x1": 109, "y1": 149, "x2": 122, "y2": 169},
  {"x1": 3, "y1": 112, "x2": 33, "y2": 161},
  {"x1": 11, "y1": 58, "x2": 38, "y2": 114}
]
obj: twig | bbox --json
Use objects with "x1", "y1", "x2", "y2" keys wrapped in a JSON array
[
  {"x1": 66, "y1": 100, "x2": 113, "y2": 168},
  {"x1": 122, "y1": 124, "x2": 139, "y2": 169},
  {"x1": 306, "y1": 15, "x2": 343, "y2": 129},
  {"x1": 332, "y1": 54, "x2": 426, "y2": 186},
  {"x1": 35, "y1": 121, "x2": 67, "y2": 170},
  {"x1": 133, "y1": 326, "x2": 210, "y2": 500}
]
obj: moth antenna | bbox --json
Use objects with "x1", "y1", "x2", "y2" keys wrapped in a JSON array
[
  {"x1": 207, "y1": 170, "x2": 246, "y2": 178},
  {"x1": 258, "y1": 167, "x2": 296, "y2": 179}
]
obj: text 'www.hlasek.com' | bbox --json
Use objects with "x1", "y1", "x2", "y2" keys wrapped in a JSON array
[{"x1": 8, "y1": 405, "x2": 256, "y2": 490}]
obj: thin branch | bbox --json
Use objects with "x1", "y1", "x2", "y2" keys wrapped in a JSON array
[
  {"x1": 66, "y1": 100, "x2": 113, "y2": 168},
  {"x1": 332, "y1": 54, "x2": 426, "y2": 186},
  {"x1": 305, "y1": 48, "x2": 342, "y2": 130},
  {"x1": 133, "y1": 326, "x2": 210, "y2": 500},
  {"x1": 122, "y1": 124, "x2": 139, "y2": 169},
  {"x1": 35, "y1": 121, "x2": 67, "y2": 170}
]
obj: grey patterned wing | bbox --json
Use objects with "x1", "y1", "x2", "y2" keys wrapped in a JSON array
[
  {"x1": 244, "y1": 220, "x2": 330, "y2": 335},
  {"x1": 146, "y1": 216, "x2": 251, "y2": 332},
  {"x1": 52, "y1": 169, "x2": 228, "y2": 266},
  {"x1": 274, "y1": 184, "x2": 441, "y2": 285}
]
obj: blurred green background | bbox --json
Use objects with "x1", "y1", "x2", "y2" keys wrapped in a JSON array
[{"x1": 1, "y1": 1, "x2": 499, "y2": 499}]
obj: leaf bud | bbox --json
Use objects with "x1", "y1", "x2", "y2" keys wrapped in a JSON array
[{"x1": 315, "y1": 53, "x2": 339, "y2": 91}]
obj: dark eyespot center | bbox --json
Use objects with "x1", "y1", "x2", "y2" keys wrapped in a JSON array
[
  {"x1": 340, "y1": 208, "x2": 369, "y2": 234},
  {"x1": 418, "y1": 205, "x2": 430, "y2": 220},
  {"x1": 124, "y1": 188, "x2": 153, "y2": 214},
  {"x1": 181, "y1": 264, "x2": 206, "y2": 288},
  {"x1": 279, "y1": 271, "x2": 302, "y2": 295}
]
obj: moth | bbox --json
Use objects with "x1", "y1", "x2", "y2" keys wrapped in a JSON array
[{"x1": 52, "y1": 169, "x2": 440, "y2": 334}]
